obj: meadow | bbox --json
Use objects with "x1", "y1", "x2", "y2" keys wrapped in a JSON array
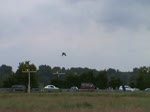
[{"x1": 0, "y1": 91, "x2": 150, "y2": 112}]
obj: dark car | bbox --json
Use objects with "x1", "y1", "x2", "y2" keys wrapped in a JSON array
[
  {"x1": 11, "y1": 85, "x2": 26, "y2": 91},
  {"x1": 31, "y1": 87, "x2": 41, "y2": 91}
]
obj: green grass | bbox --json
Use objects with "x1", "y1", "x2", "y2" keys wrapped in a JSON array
[{"x1": 0, "y1": 91, "x2": 149, "y2": 112}]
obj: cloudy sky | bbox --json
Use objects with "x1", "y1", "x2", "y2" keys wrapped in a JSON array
[{"x1": 0, "y1": 0, "x2": 150, "y2": 71}]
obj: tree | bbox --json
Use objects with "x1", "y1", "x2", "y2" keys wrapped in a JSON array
[
  {"x1": 16, "y1": 61, "x2": 39, "y2": 88},
  {"x1": 50, "y1": 78, "x2": 65, "y2": 88},
  {"x1": 80, "y1": 70, "x2": 94, "y2": 83},
  {"x1": 0, "y1": 65, "x2": 13, "y2": 76},
  {"x1": 135, "y1": 66, "x2": 150, "y2": 90},
  {"x1": 0, "y1": 65, "x2": 13, "y2": 87},
  {"x1": 109, "y1": 77, "x2": 122, "y2": 90},
  {"x1": 52, "y1": 67, "x2": 61, "y2": 73},
  {"x1": 65, "y1": 73, "x2": 80, "y2": 88},
  {"x1": 136, "y1": 74, "x2": 145, "y2": 90},
  {"x1": 3, "y1": 73, "x2": 16, "y2": 87},
  {"x1": 38, "y1": 65, "x2": 52, "y2": 84},
  {"x1": 95, "y1": 70, "x2": 108, "y2": 89}
]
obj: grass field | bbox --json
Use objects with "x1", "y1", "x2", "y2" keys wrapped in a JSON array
[{"x1": 0, "y1": 91, "x2": 150, "y2": 112}]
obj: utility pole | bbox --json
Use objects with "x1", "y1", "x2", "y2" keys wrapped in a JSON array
[{"x1": 22, "y1": 69, "x2": 36, "y2": 94}]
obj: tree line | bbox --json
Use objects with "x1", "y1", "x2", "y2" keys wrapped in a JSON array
[{"x1": 0, "y1": 61, "x2": 150, "y2": 90}]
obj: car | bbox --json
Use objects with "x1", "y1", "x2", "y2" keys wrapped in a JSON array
[
  {"x1": 119, "y1": 85, "x2": 134, "y2": 92},
  {"x1": 133, "y1": 88, "x2": 140, "y2": 91},
  {"x1": 70, "y1": 86, "x2": 79, "y2": 91},
  {"x1": 11, "y1": 85, "x2": 26, "y2": 91},
  {"x1": 145, "y1": 88, "x2": 150, "y2": 91},
  {"x1": 44, "y1": 85, "x2": 59, "y2": 90},
  {"x1": 31, "y1": 87, "x2": 41, "y2": 91},
  {"x1": 80, "y1": 83, "x2": 96, "y2": 90}
]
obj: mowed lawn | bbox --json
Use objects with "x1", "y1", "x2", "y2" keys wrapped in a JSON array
[{"x1": 0, "y1": 91, "x2": 150, "y2": 112}]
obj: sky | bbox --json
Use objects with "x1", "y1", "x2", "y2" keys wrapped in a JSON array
[{"x1": 0, "y1": 0, "x2": 150, "y2": 72}]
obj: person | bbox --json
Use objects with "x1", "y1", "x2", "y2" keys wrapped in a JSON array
[{"x1": 122, "y1": 85, "x2": 126, "y2": 91}]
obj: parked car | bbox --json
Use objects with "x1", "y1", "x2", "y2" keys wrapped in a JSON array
[
  {"x1": 145, "y1": 88, "x2": 150, "y2": 91},
  {"x1": 44, "y1": 85, "x2": 59, "y2": 90},
  {"x1": 133, "y1": 88, "x2": 140, "y2": 91},
  {"x1": 31, "y1": 87, "x2": 41, "y2": 91},
  {"x1": 11, "y1": 85, "x2": 26, "y2": 91},
  {"x1": 119, "y1": 85, "x2": 134, "y2": 92},
  {"x1": 80, "y1": 83, "x2": 96, "y2": 90},
  {"x1": 70, "y1": 86, "x2": 79, "y2": 91}
]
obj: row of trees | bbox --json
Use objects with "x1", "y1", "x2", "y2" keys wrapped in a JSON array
[{"x1": 0, "y1": 61, "x2": 150, "y2": 90}]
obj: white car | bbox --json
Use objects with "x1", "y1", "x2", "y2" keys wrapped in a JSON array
[
  {"x1": 119, "y1": 85, "x2": 134, "y2": 92},
  {"x1": 145, "y1": 88, "x2": 150, "y2": 91},
  {"x1": 70, "y1": 86, "x2": 79, "y2": 91},
  {"x1": 44, "y1": 85, "x2": 59, "y2": 90}
]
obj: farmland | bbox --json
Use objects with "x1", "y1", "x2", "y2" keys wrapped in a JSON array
[{"x1": 0, "y1": 91, "x2": 150, "y2": 112}]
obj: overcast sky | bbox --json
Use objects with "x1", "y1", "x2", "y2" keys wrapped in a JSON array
[{"x1": 0, "y1": 0, "x2": 150, "y2": 72}]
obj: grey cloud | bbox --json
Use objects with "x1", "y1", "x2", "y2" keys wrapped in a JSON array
[
  {"x1": 98, "y1": 0, "x2": 150, "y2": 30},
  {"x1": 1, "y1": 0, "x2": 150, "y2": 38}
]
